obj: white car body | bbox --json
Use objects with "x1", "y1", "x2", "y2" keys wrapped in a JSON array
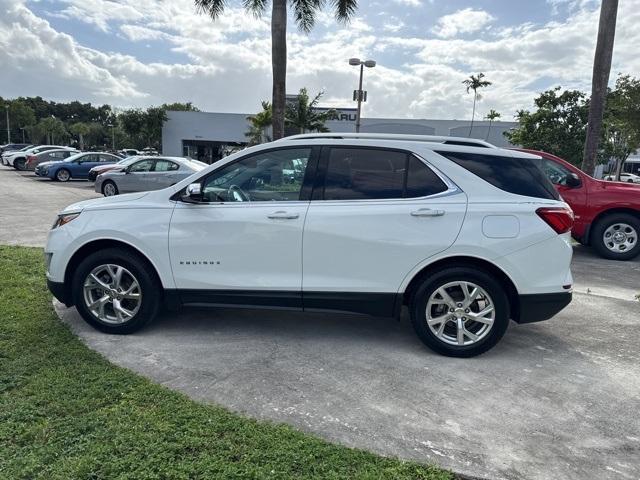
[
  {"x1": 604, "y1": 172, "x2": 640, "y2": 184},
  {"x1": 45, "y1": 135, "x2": 574, "y2": 356},
  {"x1": 3, "y1": 145, "x2": 77, "y2": 167}
]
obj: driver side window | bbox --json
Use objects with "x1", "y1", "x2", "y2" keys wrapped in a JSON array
[
  {"x1": 201, "y1": 148, "x2": 311, "y2": 202},
  {"x1": 129, "y1": 159, "x2": 154, "y2": 173}
]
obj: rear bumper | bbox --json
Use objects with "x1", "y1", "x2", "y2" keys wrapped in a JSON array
[
  {"x1": 47, "y1": 279, "x2": 73, "y2": 307},
  {"x1": 516, "y1": 291, "x2": 572, "y2": 324}
]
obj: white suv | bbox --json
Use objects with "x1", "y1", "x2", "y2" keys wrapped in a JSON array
[{"x1": 45, "y1": 134, "x2": 573, "y2": 357}]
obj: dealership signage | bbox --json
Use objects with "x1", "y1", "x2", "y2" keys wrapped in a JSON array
[{"x1": 313, "y1": 107, "x2": 357, "y2": 123}]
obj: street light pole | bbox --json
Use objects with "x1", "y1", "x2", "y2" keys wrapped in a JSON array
[
  {"x1": 349, "y1": 58, "x2": 376, "y2": 133},
  {"x1": 5, "y1": 106, "x2": 10, "y2": 143},
  {"x1": 20, "y1": 127, "x2": 25, "y2": 143},
  {"x1": 107, "y1": 124, "x2": 115, "y2": 150}
]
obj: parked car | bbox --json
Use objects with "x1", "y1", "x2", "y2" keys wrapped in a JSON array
[
  {"x1": 0, "y1": 143, "x2": 31, "y2": 156},
  {"x1": 26, "y1": 149, "x2": 79, "y2": 171},
  {"x1": 603, "y1": 172, "x2": 640, "y2": 184},
  {"x1": 36, "y1": 152, "x2": 121, "y2": 181},
  {"x1": 46, "y1": 134, "x2": 573, "y2": 358},
  {"x1": 119, "y1": 149, "x2": 140, "y2": 157},
  {"x1": 2, "y1": 145, "x2": 34, "y2": 166},
  {"x1": 4, "y1": 145, "x2": 76, "y2": 170},
  {"x1": 516, "y1": 149, "x2": 640, "y2": 260},
  {"x1": 95, "y1": 156, "x2": 205, "y2": 196}
]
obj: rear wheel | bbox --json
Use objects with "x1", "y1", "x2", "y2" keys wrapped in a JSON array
[
  {"x1": 14, "y1": 158, "x2": 26, "y2": 171},
  {"x1": 591, "y1": 213, "x2": 640, "y2": 260},
  {"x1": 102, "y1": 180, "x2": 118, "y2": 196},
  {"x1": 410, "y1": 267, "x2": 510, "y2": 357},
  {"x1": 72, "y1": 248, "x2": 161, "y2": 334},
  {"x1": 56, "y1": 168, "x2": 71, "y2": 182}
]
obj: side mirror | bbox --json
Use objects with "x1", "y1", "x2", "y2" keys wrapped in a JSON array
[
  {"x1": 182, "y1": 183, "x2": 203, "y2": 203},
  {"x1": 565, "y1": 172, "x2": 582, "y2": 188}
]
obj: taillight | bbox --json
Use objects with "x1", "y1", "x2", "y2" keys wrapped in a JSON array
[{"x1": 536, "y1": 207, "x2": 574, "y2": 234}]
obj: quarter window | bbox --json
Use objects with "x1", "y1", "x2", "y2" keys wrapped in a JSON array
[
  {"x1": 201, "y1": 148, "x2": 311, "y2": 202},
  {"x1": 322, "y1": 148, "x2": 447, "y2": 200}
]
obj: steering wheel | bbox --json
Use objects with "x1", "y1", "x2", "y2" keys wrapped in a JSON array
[{"x1": 227, "y1": 184, "x2": 250, "y2": 202}]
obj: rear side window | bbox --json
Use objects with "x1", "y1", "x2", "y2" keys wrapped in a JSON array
[
  {"x1": 323, "y1": 148, "x2": 447, "y2": 200},
  {"x1": 436, "y1": 151, "x2": 560, "y2": 200}
]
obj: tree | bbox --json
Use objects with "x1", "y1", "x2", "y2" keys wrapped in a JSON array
[
  {"x1": 33, "y1": 117, "x2": 68, "y2": 145},
  {"x1": 582, "y1": 0, "x2": 618, "y2": 175},
  {"x1": 485, "y1": 109, "x2": 501, "y2": 140},
  {"x1": 462, "y1": 73, "x2": 492, "y2": 136},
  {"x1": 601, "y1": 75, "x2": 640, "y2": 179},
  {"x1": 195, "y1": 0, "x2": 357, "y2": 140},
  {"x1": 246, "y1": 101, "x2": 273, "y2": 145},
  {"x1": 69, "y1": 122, "x2": 90, "y2": 150},
  {"x1": 504, "y1": 88, "x2": 589, "y2": 166},
  {"x1": 285, "y1": 88, "x2": 336, "y2": 134}
]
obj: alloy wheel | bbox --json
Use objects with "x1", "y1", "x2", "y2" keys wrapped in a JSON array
[
  {"x1": 425, "y1": 281, "x2": 495, "y2": 346},
  {"x1": 603, "y1": 223, "x2": 637, "y2": 253},
  {"x1": 103, "y1": 183, "x2": 117, "y2": 196},
  {"x1": 57, "y1": 169, "x2": 70, "y2": 182},
  {"x1": 83, "y1": 264, "x2": 142, "y2": 324}
]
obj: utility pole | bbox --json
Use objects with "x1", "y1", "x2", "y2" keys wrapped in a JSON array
[{"x1": 5, "y1": 106, "x2": 10, "y2": 143}]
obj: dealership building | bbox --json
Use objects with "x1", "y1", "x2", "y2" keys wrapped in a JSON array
[{"x1": 162, "y1": 108, "x2": 519, "y2": 163}]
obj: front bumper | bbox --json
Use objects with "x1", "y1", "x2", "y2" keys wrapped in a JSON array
[
  {"x1": 47, "y1": 279, "x2": 73, "y2": 307},
  {"x1": 516, "y1": 291, "x2": 572, "y2": 324}
]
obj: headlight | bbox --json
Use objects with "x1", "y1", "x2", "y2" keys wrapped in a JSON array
[{"x1": 52, "y1": 212, "x2": 81, "y2": 229}]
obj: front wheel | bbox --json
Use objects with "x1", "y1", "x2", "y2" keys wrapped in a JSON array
[
  {"x1": 410, "y1": 267, "x2": 510, "y2": 357},
  {"x1": 591, "y1": 213, "x2": 640, "y2": 260},
  {"x1": 102, "y1": 180, "x2": 118, "y2": 197},
  {"x1": 56, "y1": 168, "x2": 71, "y2": 182},
  {"x1": 72, "y1": 248, "x2": 161, "y2": 334}
]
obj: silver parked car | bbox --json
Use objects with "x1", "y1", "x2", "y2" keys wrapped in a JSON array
[{"x1": 95, "y1": 156, "x2": 206, "y2": 196}]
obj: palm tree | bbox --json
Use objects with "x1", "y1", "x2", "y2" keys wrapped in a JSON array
[
  {"x1": 195, "y1": 0, "x2": 358, "y2": 141},
  {"x1": 463, "y1": 73, "x2": 492, "y2": 137},
  {"x1": 485, "y1": 109, "x2": 501, "y2": 140},
  {"x1": 246, "y1": 101, "x2": 273, "y2": 145},
  {"x1": 285, "y1": 88, "x2": 337, "y2": 133},
  {"x1": 69, "y1": 122, "x2": 90, "y2": 150},
  {"x1": 581, "y1": 0, "x2": 618, "y2": 175}
]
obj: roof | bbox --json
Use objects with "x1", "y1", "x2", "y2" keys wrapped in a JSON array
[{"x1": 281, "y1": 133, "x2": 497, "y2": 149}]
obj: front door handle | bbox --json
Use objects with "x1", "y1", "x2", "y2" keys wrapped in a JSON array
[
  {"x1": 267, "y1": 211, "x2": 300, "y2": 220},
  {"x1": 411, "y1": 208, "x2": 445, "y2": 217}
]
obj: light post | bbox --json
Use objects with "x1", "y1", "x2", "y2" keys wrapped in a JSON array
[
  {"x1": 20, "y1": 127, "x2": 26, "y2": 143},
  {"x1": 5, "y1": 105, "x2": 10, "y2": 143},
  {"x1": 349, "y1": 58, "x2": 376, "y2": 133},
  {"x1": 107, "y1": 124, "x2": 115, "y2": 150}
]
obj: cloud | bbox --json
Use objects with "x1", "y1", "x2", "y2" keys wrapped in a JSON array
[
  {"x1": 392, "y1": 0, "x2": 423, "y2": 7},
  {"x1": 432, "y1": 8, "x2": 495, "y2": 39},
  {"x1": 1, "y1": 0, "x2": 640, "y2": 124}
]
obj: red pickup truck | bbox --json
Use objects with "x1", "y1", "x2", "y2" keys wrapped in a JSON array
[{"x1": 517, "y1": 149, "x2": 640, "y2": 261}]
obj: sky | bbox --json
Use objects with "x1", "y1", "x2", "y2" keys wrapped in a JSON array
[{"x1": 0, "y1": 0, "x2": 638, "y2": 120}]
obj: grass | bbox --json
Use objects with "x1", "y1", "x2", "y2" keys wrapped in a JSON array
[{"x1": 0, "y1": 245, "x2": 453, "y2": 480}]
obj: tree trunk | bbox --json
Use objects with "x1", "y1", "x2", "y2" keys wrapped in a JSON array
[
  {"x1": 469, "y1": 93, "x2": 477, "y2": 137},
  {"x1": 581, "y1": 0, "x2": 618, "y2": 175},
  {"x1": 79, "y1": 133, "x2": 85, "y2": 151},
  {"x1": 615, "y1": 156, "x2": 627, "y2": 180},
  {"x1": 271, "y1": 0, "x2": 287, "y2": 140}
]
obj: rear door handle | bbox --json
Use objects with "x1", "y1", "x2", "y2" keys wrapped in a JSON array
[
  {"x1": 411, "y1": 208, "x2": 445, "y2": 217},
  {"x1": 267, "y1": 211, "x2": 300, "y2": 220}
]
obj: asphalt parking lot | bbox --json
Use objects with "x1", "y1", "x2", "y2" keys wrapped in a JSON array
[{"x1": 2, "y1": 166, "x2": 639, "y2": 480}]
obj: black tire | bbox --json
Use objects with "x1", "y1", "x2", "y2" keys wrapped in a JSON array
[
  {"x1": 56, "y1": 168, "x2": 71, "y2": 182},
  {"x1": 102, "y1": 180, "x2": 119, "y2": 196},
  {"x1": 14, "y1": 158, "x2": 26, "y2": 171},
  {"x1": 72, "y1": 248, "x2": 161, "y2": 334},
  {"x1": 591, "y1": 213, "x2": 640, "y2": 261},
  {"x1": 409, "y1": 266, "x2": 510, "y2": 358}
]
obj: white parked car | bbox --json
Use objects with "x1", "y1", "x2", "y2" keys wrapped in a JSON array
[
  {"x1": 603, "y1": 172, "x2": 640, "y2": 184},
  {"x1": 3, "y1": 145, "x2": 77, "y2": 169},
  {"x1": 45, "y1": 134, "x2": 574, "y2": 357}
]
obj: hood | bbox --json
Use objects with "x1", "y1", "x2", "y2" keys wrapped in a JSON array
[
  {"x1": 37, "y1": 160, "x2": 63, "y2": 168},
  {"x1": 61, "y1": 191, "x2": 150, "y2": 214}
]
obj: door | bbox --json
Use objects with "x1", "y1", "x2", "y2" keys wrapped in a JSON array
[
  {"x1": 151, "y1": 159, "x2": 183, "y2": 189},
  {"x1": 117, "y1": 158, "x2": 155, "y2": 192},
  {"x1": 540, "y1": 157, "x2": 588, "y2": 227},
  {"x1": 76, "y1": 154, "x2": 101, "y2": 177},
  {"x1": 168, "y1": 147, "x2": 317, "y2": 306},
  {"x1": 302, "y1": 147, "x2": 467, "y2": 315}
]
